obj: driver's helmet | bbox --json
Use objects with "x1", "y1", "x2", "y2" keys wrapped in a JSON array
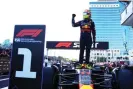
[{"x1": 83, "y1": 9, "x2": 91, "y2": 19}]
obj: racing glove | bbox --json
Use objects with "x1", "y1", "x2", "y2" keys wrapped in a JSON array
[{"x1": 72, "y1": 14, "x2": 76, "y2": 18}]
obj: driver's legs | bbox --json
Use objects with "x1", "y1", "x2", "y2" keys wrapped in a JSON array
[
  {"x1": 86, "y1": 46, "x2": 91, "y2": 64},
  {"x1": 79, "y1": 36, "x2": 85, "y2": 64},
  {"x1": 85, "y1": 35, "x2": 92, "y2": 64}
]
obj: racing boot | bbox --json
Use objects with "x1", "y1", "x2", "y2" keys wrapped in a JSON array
[
  {"x1": 76, "y1": 63, "x2": 82, "y2": 69},
  {"x1": 86, "y1": 63, "x2": 93, "y2": 69}
]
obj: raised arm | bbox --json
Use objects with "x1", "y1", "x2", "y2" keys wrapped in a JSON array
[{"x1": 72, "y1": 14, "x2": 81, "y2": 27}]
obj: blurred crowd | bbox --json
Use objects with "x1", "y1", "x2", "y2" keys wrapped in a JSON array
[
  {"x1": 43, "y1": 57, "x2": 62, "y2": 67},
  {"x1": 0, "y1": 49, "x2": 11, "y2": 58},
  {"x1": 107, "y1": 61, "x2": 129, "y2": 67},
  {"x1": 0, "y1": 49, "x2": 11, "y2": 75}
]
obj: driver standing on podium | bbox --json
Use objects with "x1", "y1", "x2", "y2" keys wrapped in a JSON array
[{"x1": 72, "y1": 9, "x2": 96, "y2": 68}]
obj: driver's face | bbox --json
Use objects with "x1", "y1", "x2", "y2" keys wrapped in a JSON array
[{"x1": 83, "y1": 12, "x2": 91, "y2": 19}]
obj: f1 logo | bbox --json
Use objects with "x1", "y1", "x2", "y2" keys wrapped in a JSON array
[
  {"x1": 16, "y1": 29, "x2": 42, "y2": 37},
  {"x1": 56, "y1": 42, "x2": 72, "y2": 48}
]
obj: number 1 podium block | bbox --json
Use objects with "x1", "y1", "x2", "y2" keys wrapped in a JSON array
[{"x1": 9, "y1": 25, "x2": 46, "y2": 89}]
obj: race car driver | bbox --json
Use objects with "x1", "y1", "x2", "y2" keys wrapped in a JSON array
[{"x1": 72, "y1": 9, "x2": 96, "y2": 68}]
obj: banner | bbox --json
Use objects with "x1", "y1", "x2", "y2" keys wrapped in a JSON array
[
  {"x1": 46, "y1": 41, "x2": 109, "y2": 49},
  {"x1": 9, "y1": 25, "x2": 46, "y2": 89}
]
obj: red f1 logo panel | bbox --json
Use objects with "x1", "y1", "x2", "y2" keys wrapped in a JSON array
[
  {"x1": 55, "y1": 42, "x2": 72, "y2": 48},
  {"x1": 16, "y1": 29, "x2": 42, "y2": 37}
]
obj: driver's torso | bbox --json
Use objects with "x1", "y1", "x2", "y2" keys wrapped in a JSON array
[{"x1": 80, "y1": 19, "x2": 92, "y2": 33}]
